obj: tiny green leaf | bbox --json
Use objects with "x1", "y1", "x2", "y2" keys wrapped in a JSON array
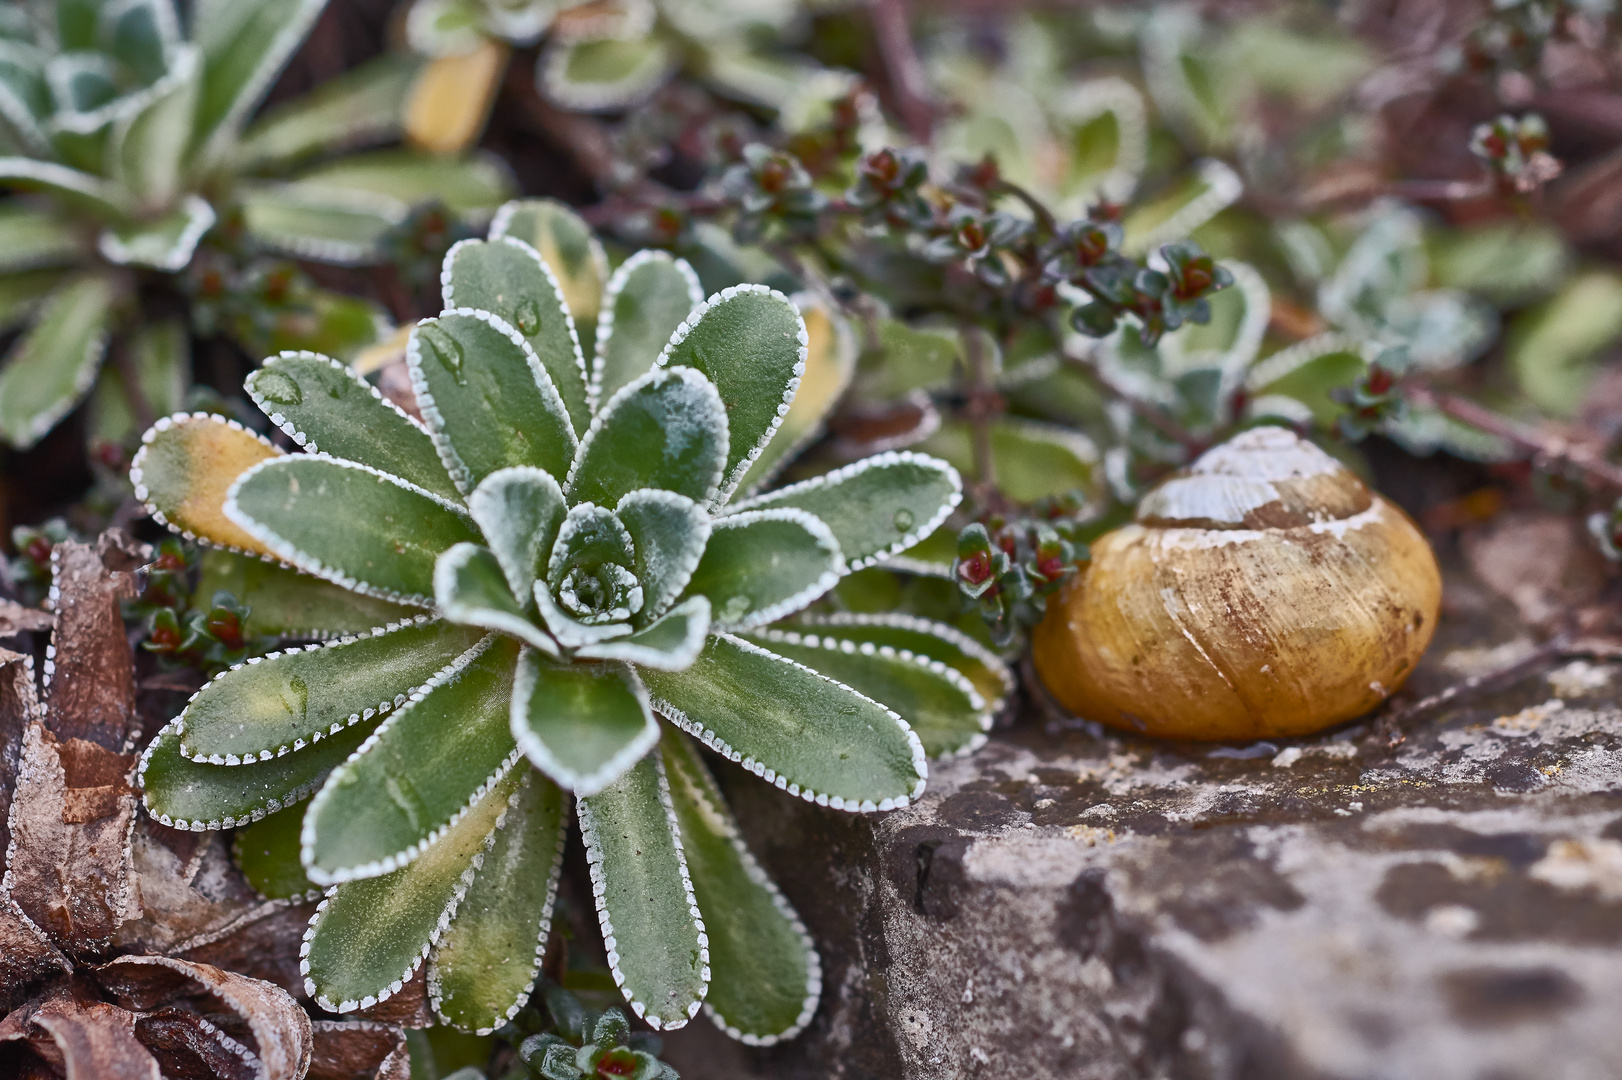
[
  {"x1": 301, "y1": 634, "x2": 521, "y2": 884},
  {"x1": 139, "y1": 713, "x2": 382, "y2": 831},
  {"x1": 511, "y1": 651, "x2": 658, "y2": 795},
  {"x1": 303, "y1": 764, "x2": 523, "y2": 1014},
  {"x1": 466, "y1": 466, "x2": 567, "y2": 601},
  {"x1": 729, "y1": 451, "x2": 962, "y2": 573},
  {"x1": 442, "y1": 237, "x2": 590, "y2": 436},
  {"x1": 576, "y1": 595, "x2": 710, "y2": 671},
  {"x1": 97, "y1": 195, "x2": 216, "y2": 271},
  {"x1": 592, "y1": 250, "x2": 703, "y2": 410},
  {"x1": 538, "y1": 34, "x2": 676, "y2": 113},
  {"x1": 639, "y1": 634, "x2": 926, "y2": 810},
  {"x1": 410, "y1": 310, "x2": 578, "y2": 493},
  {"x1": 248, "y1": 351, "x2": 461, "y2": 501},
  {"x1": 656, "y1": 285, "x2": 806, "y2": 505},
  {"x1": 430, "y1": 771, "x2": 568, "y2": 1034},
  {"x1": 227, "y1": 454, "x2": 479, "y2": 606},
  {"x1": 235, "y1": 803, "x2": 318, "y2": 900},
  {"x1": 567, "y1": 367, "x2": 729, "y2": 509},
  {"x1": 435, "y1": 542, "x2": 559, "y2": 655},
  {"x1": 682, "y1": 509, "x2": 840, "y2": 631},
  {"x1": 177, "y1": 616, "x2": 484, "y2": 762},
  {"x1": 577, "y1": 750, "x2": 707, "y2": 1030},
  {"x1": 614, "y1": 489, "x2": 711, "y2": 625},
  {"x1": 662, "y1": 730, "x2": 817, "y2": 1045},
  {"x1": 0, "y1": 274, "x2": 114, "y2": 449}
]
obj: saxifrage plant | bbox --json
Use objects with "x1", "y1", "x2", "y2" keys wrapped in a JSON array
[
  {"x1": 131, "y1": 198, "x2": 1007, "y2": 1043},
  {"x1": 0, "y1": 0, "x2": 510, "y2": 451}
]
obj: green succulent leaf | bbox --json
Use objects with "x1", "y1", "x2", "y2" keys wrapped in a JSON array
[
  {"x1": 247, "y1": 351, "x2": 460, "y2": 501},
  {"x1": 302, "y1": 634, "x2": 521, "y2": 884},
  {"x1": 97, "y1": 194, "x2": 216, "y2": 271},
  {"x1": 511, "y1": 651, "x2": 658, "y2": 795},
  {"x1": 294, "y1": 149, "x2": 513, "y2": 215},
  {"x1": 533, "y1": 504, "x2": 639, "y2": 648},
  {"x1": 466, "y1": 466, "x2": 567, "y2": 603},
  {"x1": 176, "y1": 616, "x2": 483, "y2": 762},
  {"x1": 442, "y1": 237, "x2": 590, "y2": 436},
  {"x1": 738, "y1": 295, "x2": 857, "y2": 496},
  {"x1": 489, "y1": 198, "x2": 609, "y2": 328},
  {"x1": 0, "y1": 274, "x2": 114, "y2": 449},
  {"x1": 193, "y1": 0, "x2": 328, "y2": 157},
  {"x1": 566, "y1": 367, "x2": 728, "y2": 509},
  {"x1": 0, "y1": 205, "x2": 87, "y2": 273},
  {"x1": 743, "y1": 628, "x2": 989, "y2": 759},
  {"x1": 435, "y1": 542, "x2": 559, "y2": 655},
  {"x1": 235, "y1": 803, "x2": 319, "y2": 900},
  {"x1": 139, "y1": 712, "x2": 382, "y2": 831},
  {"x1": 234, "y1": 53, "x2": 419, "y2": 170},
  {"x1": 656, "y1": 285, "x2": 806, "y2": 505},
  {"x1": 88, "y1": 317, "x2": 189, "y2": 447},
  {"x1": 195, "y1": 551, "x2": 419, "y2": 639},
  {"x1": 0, "y1": 158, "x2": 127, "y2": 217},
  {"x1": 593, "y1": 250, "x2": 703, "y2": 411},
  {"x1": 0, "y1": 272, "x2": 65, "y2": 335},
  {"x1": 575, "y1": 595, "x2": 711, "y2": 671},
  {"x1": 577, "y1": 751, "x2": 707, "y2": 1030},
  {"x1": 683, "y1": 509, "x2": 840, "y2": 631},
  {"x1": 918, "y1": 419, "x2": 1095, "y2": 505},
  {"x1": 639, "y1": 634, "x2": 926, "y2": 810},
  {"x1": 107, "y1": 43, "x2": 198, "y2": 209},
  {"x1": 789, "y1": 613, "x2": 1014, "y2": 718},
  {"x1": 538, "y1": 34, "x2": 676, "y2": 114},
  {"x1": 613, "y1": 490, "x2": 711, "y2": 626},
  {"x1": 410, "y1": 310, "x2": 579, "y2": 493},
  {"x1": 226, "y1": 454, "x2": 479, "y2": 606},
  {"x1": 303, "y1": 763, "x2": 523, "y2": 1014},
  {"x1": 661, "y1": 730, "x2": 817, "y2": 1045},
  {"x1": 430, "y1": 771, "x2": 568, "y2": 1034},
  {"x1": 239, "y1": 179, "x2": 407, "y2": 264}
]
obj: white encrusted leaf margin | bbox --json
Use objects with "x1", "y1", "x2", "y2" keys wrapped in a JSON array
[
  {"x1": 250, "y1": 350, "x2": 437, "y2": 451},
  {"x1": 792, "y1": 610, "x2": 1016, "y2": 711},
  {"x1": 510, "y1": 650, "x2": 659, "y2": 797},
  {"x1": 699, "y1": 508, "x2": 842, "y2": 633},
  {"x1": 434, "y1": 542, "x2": 561, "y2": 656},
  {"x1": 562, "y1": 364, "x2": 729, "y2": 505}
]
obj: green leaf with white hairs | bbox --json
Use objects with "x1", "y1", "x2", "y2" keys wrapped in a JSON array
[
  {"x1": 234, "y1": 53, "x2": 418, "y2": 170},
  {"x1": 657, "y1": 286, "x2": 806, "y2": 505},
  {"x1": 533, "y1": 504, "x2": 640, "y2": 647},
  {"x1": 661, "y1": 730, "x2": 817, "y2": 1045},
  {"x1": 107, "y1": 43, "x2": 198, "y2": 210},
  {"x1": 612, "y1": 490, "x2": 710, "y2": 625},
  {"x1": 192, "y1": 0, "x2": 328, "y2": 157},
  {"x1": 682, "y1": 509, "x2": 840, "y2": 632},
  {"x1": 0, "y1": 158, "x2": 127, "y2": 217},
  {"x1": 235, "y1": 803, "x2": 318, "y2": 900},
  {"x1": 742, "y1": 628, "x2": 989, "y2": 759},
  {"x1": 737, "y1": 295, "x2": 857, "y2": 496},
  {"x1": 195, "y1": 550, "x2": 417, "y2": 639},
  {"x1": 490, "y1": 198, "x2": 609, "y2": 327},
  {"x1": 301, "y1": 635, "x2": 521, "y2": 885},
  {"x1": 139, "y1": 713, "x2": 382, "y2": 831},
  {"x1": 0, "y1": 272, "x2": 63, "y2": 334},
  {"x1": 177, "y1": 617, "x2": 484, "y2": 762},
  {"x1": 430, "y1": 771, "x2": 567, "y2": 1033},
  {"x1": 227, "y1": 455, "x2": 479, "y2": 606},
  {"x1": 97, "y1": 195, "x2": 216, "y2": 271},
  {"x1": 0, "y1": 205, "x2": 86, "y2": 273},
  {"x1": 239, "y1": 180, "x2": 407, "y2": 265},
  {"x1": 576, "y1": 595, "x2": 711, "y2": 671},
  {"x1": 538, "y1": 34, "x2": 676, "y2": 114},
  {"x1": 512, "y1": 651, "x2": 658, "y2": 795},
  {"x1": 918, "y1": 419, "x2": 1096, "y2": 505},
  {"x1": 410, "y1": 311, "x2": 578, "y2": 493},
  {"x1": 566, "y1": 367, "x2": 728, "y2": 509},
  {"x1": 789, "y1": 613, "x2": 1013, "y2": 718},
  {"x1": 466, "y1": 467, "x2": 566, "y2": 601},
  {"x1": 728, "y1": 451, "x2": 960, "y2": 574},
  {"x1": 0, "y1": 274, "x2": 114, "y2": 449},
  {"x1": 247, "y1": 351, "x2": 460, "y2": 501},
  {"x1": 592, "y1": 250, "x2": 702, "y2": 410},
  {"x1": 639, "y1": 634, "x2": 926, "y2": 810},
  {"x1": 435, "y1": 543, "x2": 558, "y2": 655},
  {"x1": 303, "y1": 763, "x2": 522, "y2": 1014},
  {"x1": 291, "y1": 149, "x2": 513, "y2": 215},
  {"x1": 577, "y1": 750, "x2": 707, "y2": 1030},
  {"x1": 443, "y1": 237, "x2": 590, "y2": 436}
]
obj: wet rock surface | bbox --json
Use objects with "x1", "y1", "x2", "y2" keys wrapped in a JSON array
[{"x1": 660, "y1": 548, "x2": 1622, "y2": 1080}]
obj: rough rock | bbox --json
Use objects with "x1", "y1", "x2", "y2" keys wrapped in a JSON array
[{"x1": 661, "y1": 555, "x2": 1622, "y2": 1079}]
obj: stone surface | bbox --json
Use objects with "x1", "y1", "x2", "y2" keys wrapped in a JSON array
[{"x1": 660, "y1": 547, "x2": 1622, "y2": 1080}]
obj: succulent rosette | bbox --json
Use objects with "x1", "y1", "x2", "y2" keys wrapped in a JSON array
[{"x1": 132, "y1": 200, "x2": 1008, "y2": 1042}]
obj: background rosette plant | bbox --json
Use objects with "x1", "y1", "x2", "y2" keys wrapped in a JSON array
[{"x1": 128, "y1": 198, "x2": 1006, "y2": 1044}]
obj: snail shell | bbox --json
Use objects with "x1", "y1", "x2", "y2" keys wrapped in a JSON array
[{"x1": 1032, "y1": 426, "x2": 1441, "y2": 741}]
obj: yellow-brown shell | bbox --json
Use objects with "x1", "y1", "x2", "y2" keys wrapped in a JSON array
[{"x1": 1032, "y1": 426, "x2": 1441, "y2": 741}]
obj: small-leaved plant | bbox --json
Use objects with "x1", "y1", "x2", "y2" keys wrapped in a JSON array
[{"x1": 132, "y1": 199, "x2": 1008, "y2": 1043}]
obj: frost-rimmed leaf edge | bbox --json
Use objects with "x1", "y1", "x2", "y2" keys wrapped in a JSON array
[
  {"x1": 792, "y1": 611, "x2": 1015, "y2": 716},
  {"x1": 588, "y1": 247, "x2": 703, "y2": 414},
  {"x1": 510, "y1": 648, "x2": 660, "y2": 797},
  {"x1": 696, "y1": 508, "x2": 842, "y2": 632},
  {"x1": 130, "y1": 411, "x2": 289, "y2": 562}
]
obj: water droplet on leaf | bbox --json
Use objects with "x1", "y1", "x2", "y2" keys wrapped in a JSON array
[
  {"x1": 255, "y1": 370, "x2": 302, "y2": 406},
  {"x1": 514, "y1": 298, "x2": 542, "y2": 336},
  {"x1": 423, "y1": 328, "x2": 466, "y2": 386},
  {"x1": 893, "y1": 508, "x2": 915, "y2": 532}
]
